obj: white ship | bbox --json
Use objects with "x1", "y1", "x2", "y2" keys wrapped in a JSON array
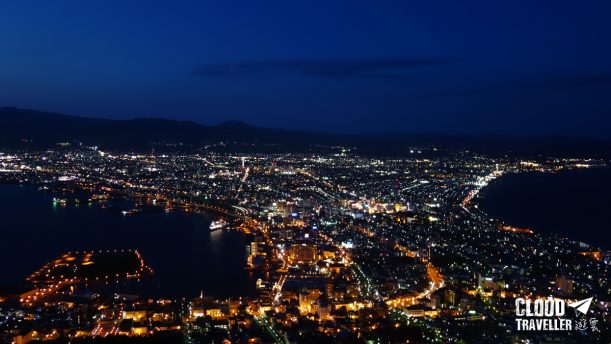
[{"x1": 209, "y1": 218, "x2": 228, "y2": 231}]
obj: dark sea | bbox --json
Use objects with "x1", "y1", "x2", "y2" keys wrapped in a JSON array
[
  {"x1": 481, "y1": 167, "x2": 611, "y2": 249},
  {"x1": 0, "y1": 185, "x2": 257, "y2": 298}
]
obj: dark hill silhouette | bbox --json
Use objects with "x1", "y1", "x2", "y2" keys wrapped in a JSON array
[{"x1": 1, "y1": 106, "x2": 610, "y2": 157}]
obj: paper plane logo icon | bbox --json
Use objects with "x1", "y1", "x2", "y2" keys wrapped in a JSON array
[{"x1": 567, "y1": 297, "x2": 593, "y2": 316}]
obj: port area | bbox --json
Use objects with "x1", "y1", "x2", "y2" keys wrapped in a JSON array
[{"x1": 20, "y1": 249, "x2": 153, "y2": 306}]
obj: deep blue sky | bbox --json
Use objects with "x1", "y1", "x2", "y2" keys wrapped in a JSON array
[{"x1": 1, "y1": 1, "x2": 610, "y2": 137}]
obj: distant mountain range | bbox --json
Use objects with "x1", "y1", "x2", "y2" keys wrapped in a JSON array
[{"x1": 1, "y1": 106, "x2": 610, "y2": 157}]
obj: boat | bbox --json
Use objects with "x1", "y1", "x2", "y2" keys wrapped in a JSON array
[
  {"x1": 209, "y1": 218, "x2": 228, "y2": 231},
  {"x1": 52, "y1": 197, "x2": 68, "y2": 204}
]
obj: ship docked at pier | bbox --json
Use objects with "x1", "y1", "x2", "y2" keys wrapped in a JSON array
[{"x1": 209, "y1": 218, "x2": 228, "y2": 231}]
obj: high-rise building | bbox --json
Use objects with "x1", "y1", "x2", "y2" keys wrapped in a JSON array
[
  {"x1": 250, "y1": 241, "x2": 259, "y2": 256},
  {"x1": 445, "y1": 289, "x2": 456, "y2": 306},
  {"x1": 288, "y1": 244, "x2": 317, "y2": 263}
]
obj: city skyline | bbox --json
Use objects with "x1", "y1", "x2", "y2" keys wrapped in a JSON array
[
  {"x1": 1, "y1": 146, "x2": 608, "y2": 343},
  {"x1": 0, "y1": 2, "x2": 609, "y2": 343}
]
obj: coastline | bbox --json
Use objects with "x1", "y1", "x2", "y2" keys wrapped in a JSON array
[
  {"x1": 0, "y1": 184, "x2": 256, "y2": 298},
  {"x1": 477, "y1": 166, "x2": 610, "y2": 250}
]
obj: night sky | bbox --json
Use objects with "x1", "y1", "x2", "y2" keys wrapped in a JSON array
[{"x1": 1, "y1": 1, "x2": 610, "y2": 138}]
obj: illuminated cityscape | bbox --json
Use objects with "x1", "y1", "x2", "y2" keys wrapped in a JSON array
[
  {"x1": 1, "y1": 1, "x2": 611, "y2": 342},
  {"x1": 0, "y1": 145, "x2": 608, "y2": 343}
]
